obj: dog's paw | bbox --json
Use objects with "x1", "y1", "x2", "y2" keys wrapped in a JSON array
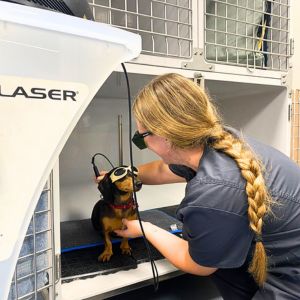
[
  {"x1": 98, "y1": 251, "x2": 113, "y2": 262},
  {"x1": 121, "y1": 246, "x2": 132, "y2": 255}
]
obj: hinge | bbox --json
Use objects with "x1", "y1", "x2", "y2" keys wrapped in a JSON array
[
  {"x1": 55, "y1": 254, "x2": 61, "y2": 282},
  {"x1": 288, "y1": 104, "x2": 292, "y2": 122},
  {"x1": 289, "y1": 38, "x2": 294, "y2": 57},
  {"x1": 194, "y1": 72, "x2": 205, "y2": 89},
  {"x1": 182, "y1": 48, "x2": 215, "y2": 71},
  {"x1": 281, "y1": 71, "x2": 292, "y2": 88}
]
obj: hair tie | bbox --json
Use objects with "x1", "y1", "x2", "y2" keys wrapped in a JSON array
[{"x1": 254, "y1": 235, "x2": 263, "y2": 243}]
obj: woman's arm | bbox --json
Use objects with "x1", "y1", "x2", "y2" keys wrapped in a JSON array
[
  {"x1": 96, "y1": 160, "x2": 184, "y2": 184},
  {"x1": 115, "y1": 219, "x2": 217, "y2": 276},
  {"x1": 138, "y1": 160, "x2": 185, "y2": 185}
]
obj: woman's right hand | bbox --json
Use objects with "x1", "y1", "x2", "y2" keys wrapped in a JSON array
[{"x1": 94, "y1": 171, "x2": 107, "y2": 183}]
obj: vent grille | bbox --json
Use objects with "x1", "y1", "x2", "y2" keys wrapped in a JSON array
[
  {"x1": 27, "y1": 0, "x2": 73, "y2": 14},
  {"x1": 4, "y1": 0, "x2": 74, "y2": 15},
  {"x1": 9, "y1": 175, "x2": 55, "y2": 300}
]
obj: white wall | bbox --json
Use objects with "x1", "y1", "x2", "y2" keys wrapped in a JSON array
[
  {"x1": 206, "y1": 81, "x2": 289, "y2": 154},
  {"x1": 291, "y1": 0, "x2": 300, "y2": 89}
]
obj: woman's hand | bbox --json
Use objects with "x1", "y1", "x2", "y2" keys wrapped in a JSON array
[
  {"x1": 94, "y1": 171, "x2": 108, "y2": 183},
  {"x1": 116, "y1": 219, "x2": 217, "y2": 276},
  {"x1": 114, "y1": 219, "x2": 148, "y2": 238}
]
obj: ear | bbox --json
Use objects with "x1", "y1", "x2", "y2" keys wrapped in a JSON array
[{"x1": 98, "y1": 173, "x2": 114, "y2": 203}]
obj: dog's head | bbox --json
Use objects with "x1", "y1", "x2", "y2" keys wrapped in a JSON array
[{"x1": 97, "y1": 165, "x2": 142, "y2": 204}]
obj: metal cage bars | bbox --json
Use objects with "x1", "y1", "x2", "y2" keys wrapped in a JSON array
[
  {"x1": 291, "y1": 90, "x2": 300, "y2": 165},
  {"x1": 9, "y1": 174, "x2": 55, "y2": 300},
  {"x1": 89, "y1": 0, "x2": 193, "y2": 58},
  {"x1": 204, "y1": 0, "x2": 290, "y2": 71},
  {"x1": 89, "y1": 0, "x2": 290, "y2": 71}
]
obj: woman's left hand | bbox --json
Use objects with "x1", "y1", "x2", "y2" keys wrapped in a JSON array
[{"x1": 114, "y1": 219, "x2": 147, "y2": 238}]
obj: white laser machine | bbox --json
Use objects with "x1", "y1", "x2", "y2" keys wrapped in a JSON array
[{"x1": 0, "y1": 2, "x2": 141, "y2": 299}]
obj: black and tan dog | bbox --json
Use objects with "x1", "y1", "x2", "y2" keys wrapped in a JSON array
[{"x1": 91, "y1": 165, "x2": 142, "y2": 262}]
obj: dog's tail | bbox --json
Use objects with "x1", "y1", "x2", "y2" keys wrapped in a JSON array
[{"x1": 91, "y1": 200, "x2": 102, "y2": 231}]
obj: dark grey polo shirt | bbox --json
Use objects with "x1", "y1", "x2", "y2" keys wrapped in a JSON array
[{"x1": 169, "y1": 128, "x2": 300, "y2": 299}]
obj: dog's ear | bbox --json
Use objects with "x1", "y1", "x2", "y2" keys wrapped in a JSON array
[{"x1": 97, "y1": 172, "x2": 114, "y2": 203}]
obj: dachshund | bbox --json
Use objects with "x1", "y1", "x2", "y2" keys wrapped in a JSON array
[{"x1": 91, "y1": 165, "x2": 142, "y2": 262}]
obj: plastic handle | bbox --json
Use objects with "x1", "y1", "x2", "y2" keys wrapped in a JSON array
[{"x1": 93, "y1": 164, "x2": 100, "y2": 178}]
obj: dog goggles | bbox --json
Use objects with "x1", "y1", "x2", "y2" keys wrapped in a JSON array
[
  {"x1": 110, "y1": 166, "x2": 138, "y2": 183},
  {"x1": 132, "y1": 130, "x2": 152, "y2": 150}
]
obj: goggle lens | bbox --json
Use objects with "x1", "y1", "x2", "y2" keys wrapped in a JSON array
[
  {"x1": 132, "y1": 131, "x2": 152, "y2": 150},
  {"x1": 114, "y1": 168, "x2": 126, "y2": 176}
]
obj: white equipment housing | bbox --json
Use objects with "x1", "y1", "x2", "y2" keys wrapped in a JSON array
[{"x1": 0, "y1": 2, "x2": 140, "y2": 299}]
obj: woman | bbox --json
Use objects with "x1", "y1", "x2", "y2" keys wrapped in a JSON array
[{"x1": 114, "y1": 73, "x2": 300, "y2": 299}]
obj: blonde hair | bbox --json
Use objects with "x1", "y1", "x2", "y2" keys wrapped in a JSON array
[{"x1": 133, "y1": 73, "x2": 271, "y2": 286}]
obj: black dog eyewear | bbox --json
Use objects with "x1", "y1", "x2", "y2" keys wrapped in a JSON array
[
  {"x1": 132, "y1": 131, "x2": 152, "y2": 150},
  {"x1": 110, "y1": 166, "x2": 138, "y2": 183}
]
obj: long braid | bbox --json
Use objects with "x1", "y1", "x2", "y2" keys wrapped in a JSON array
[{"x1": 212, "y1": 131, "x2": 270, "y2": 286}]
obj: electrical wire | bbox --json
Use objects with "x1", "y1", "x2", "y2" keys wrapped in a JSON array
[
  {"x1": 121, "y1": 63, "x2": 160, "y2": 291},
  {"x1": 91, "y1": 153, "x2": 115, "y2": 177}
]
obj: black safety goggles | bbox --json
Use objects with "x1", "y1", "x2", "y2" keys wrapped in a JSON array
[
  {"x1": 110, "y1": 166, "x2": 138, "y2": 183},
  {"x1": 132, "y1": 130, "x2": 152, "y2": 150}
]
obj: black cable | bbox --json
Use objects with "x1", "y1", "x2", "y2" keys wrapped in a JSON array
[
  {"x1": 121, "y1": 63, "x2": 159, "y2": 291},
  {"x1": 91, "y1": 153, "x2": 115, "y2": 177}
]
